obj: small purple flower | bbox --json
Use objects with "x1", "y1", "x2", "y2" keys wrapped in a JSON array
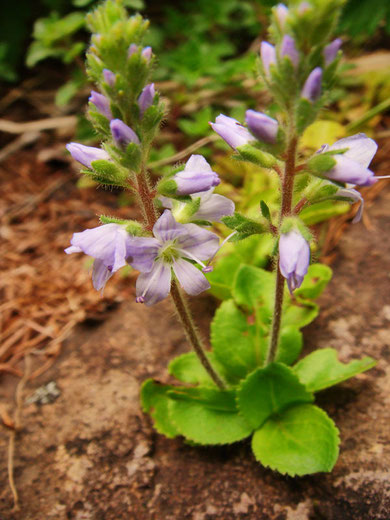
[
  {"x1": 324, "y1": 38, "x2": 342, "y2": 66},
  {"x1": 245, "y1": 110, "x2": 279, "y2": 143},
  {"x1": 138, "y1": 83, "x2": 155, "y2": 116},
  {"x1": 336, "y1": 188, "x2": 364, "y2": 224},
  {"x1": 66, "y1": 143, "x2": 110, "y2": 169},
  {"x1": 210, "y1": 114, "x2": 255, "y2": 150},
  {"x1": 110, "y1": 119, "x2": 140, "y2": 147},
  {"x1": 301, "y1": 67, "x2": 322, "y2": 101},
  {"x1": 128, "y1": 210, "x2": 219, "y2": 305},
  {"x1": 275, "y1": 4, "x2": 289, "y2": 28},
  {"x1": 280, "y1": 35, "x2": 299, "y2": 68},
  {"x1": 103, "y1": 69, "x2": 116, "y2": 87},
  {"x1": 65, "y1": 224, "x2": 134, "y2": 291},
  {"x1": 89, "y1": 91, "x2": 112, "y2": 120},
  {"x1": 320, "y1": 134, "x2": 378, "y2": 186},
  {"x1": 173, "y1": 155, "x2": 220, "y2": 195},
  {"x1": 141, "y1": 46, "x2": 152, "y2": 61},
  {"x1": 160, "y1": 188, "x2": 234, "y2": 223},
  {"x1": 298, "y1": 2, "x2": 311, "y2": 14},
  {"x1": 260, "y1": 42, "x2": 276, "y2": 78},
  {"x1": 279, "y1": 230, "x2": 310, "y2": 293},
  {"x1": 128, "y1": 43, "x2": 138, "y2": 57}
]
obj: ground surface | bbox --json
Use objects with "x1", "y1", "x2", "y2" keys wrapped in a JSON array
[{"x1": 1, "y1": 172, "x2": 390, "y2": 519}]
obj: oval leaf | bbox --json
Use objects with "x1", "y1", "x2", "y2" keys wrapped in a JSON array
[
  {"x1": 237, "y1": 363, "x2": 313, "y2": 429},
  {"x1": 252, "y1": 404, "x2": 340, "y2": 476}
]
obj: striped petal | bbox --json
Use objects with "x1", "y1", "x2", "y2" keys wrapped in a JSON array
[
  {"x1": 135, "y1": 261, "x2": 172, "y2": 306},
  {"x1": 173, "y1": 259, "x2": 210, "y2": 296},
  {"x1": 177, "y1": 224, "x2": 220, "y2": 261}
]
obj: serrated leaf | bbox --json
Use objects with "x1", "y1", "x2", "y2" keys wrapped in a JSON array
[
  {"x1": 168, "y1": 390, "x2": 253, "y2": 445},
  {"x1": 276, "y1": 326, "x2": 303, "y2": 365},
  {"x1": 168, "y1": 351, "x2": 229, "y2": 386},
  {"x1": 140, "y1": 379, "x2": 179, "y2": 438},
  {"x1": 282, "y1": 299, "x2": 319, "y2": 328},
  {"x1": 295, "y1": 263, "x2": 332, "y2": 300},
  {"x1": 252, "y1": 404, "x2": 340, "y2": 476},
  {"x1": 293, "y1": 348, "x2": 376, "y2": 392},
  {"x1": 237, "y1": 363, "x2": 313, "y2": 429},
  {"x1": 210, "y1": 300, "x2": 264, "y2": 381}
]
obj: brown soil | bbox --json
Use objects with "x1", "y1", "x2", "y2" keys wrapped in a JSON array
[{"x1": 0, "y1": 175, "x2": 389, "y2": 519}]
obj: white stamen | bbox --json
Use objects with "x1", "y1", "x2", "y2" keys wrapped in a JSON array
[
  {"x1": 140, "y1": 262, "x2": 166, "y2": 299},
  {"x1": 177, "y1": 248, "x2": 208, "y2": 269}
]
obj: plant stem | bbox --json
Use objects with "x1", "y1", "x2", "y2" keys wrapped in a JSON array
[
  {"x1": 266, "y1": 136, "x2": 298, "y2": 365},
  {"x1": 135, "y1": 165, "x2": 226, "y2": 389},
  {"x1": 170, "y1": 281, "x2": 226, "y2": 389}
]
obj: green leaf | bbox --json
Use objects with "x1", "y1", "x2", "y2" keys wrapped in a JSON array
[
  {"x1": 140, "y1": 379, "x2": 179, "y2": 438},
  {"x1": 293, "y1": 348, "x2": 377, "y2": 392},
  {"x1": 282, "y1": 299, "x2": 319, "y2": 328},
  {"x1": 210, "y1": 300, "x2": 263, "y2": 380},
  {"x1": 276, "y1": 326, "x2": 303, "y2": 365},
  {"x1": 168, "y1": 387, "x2": 253, "y2": 445},
  {"x1": 168, "y1": 351, "x2": 229, "y2": 386},
  {"x1": 260, "y1": 200, "x2": 272, "y2": 222},
  {"x1": 232, "y1": 264, "x2": 274, "y2": 319},
  {"x1": 207, "y1": 253, "x2": 241, "y2": 300},
  {"x1": 295, "y1": 263, "x2": 332, "y2": 300},
  {"x1": 252, "y1": 404, "x2": 340, "y2": 476},
  {"x1": 237, "y1": 363, "x2": 313, "y2": 429}
]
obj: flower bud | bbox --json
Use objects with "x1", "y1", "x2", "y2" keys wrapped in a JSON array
[
  {"x1": 66, "y1": 143, "x2": 110, "y2": 169},
  {"x1": 89, "y1": 91, "x2": 112, "y2": 120},
  {"x1": 141, "y1": 46, "x2": 152, "y2": 61},
  {"x1": 324, "y1": 38, "x2": 342, "y2": 66},
  {"x1": 245, "y1": 110, "x2": 278, "y2": 144},
  {"x1": 279, "y1": 230, "x2": 310, "y2": 293},
  {"x1": 280, "y1": 35, "x2": 299, "y2": 68},
  {"x1": 275, "y1": 4, "x2": 289, "y2": 28},
  {"x1": 172, "y1": 155, "x2": 220, "y2": 195},
  {"x1": 260, "y1": 41, "x2": 276, "y2": 78},
  {"x1": 103, "y1": 69, "x2": 115, "y2": 87},
  {"x1": 138, "y1": 83, "x2": 155, "y2": 116},
  {"x1": 110, "y1": 119, "x2": 140, "y2": 148},
  {"x1": 128, "y1": 43, "x2": 138, "y2": 57},
  {"x1": 210, "y1": 114, "x2": 255, "y2": 150},
  {"x1": 301, "y1": 67, "x2": 322, "y2": 102}
]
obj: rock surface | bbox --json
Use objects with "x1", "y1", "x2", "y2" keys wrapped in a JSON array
[{"x1": 1, "y1": 188, "x2": 390, "y2": 519}]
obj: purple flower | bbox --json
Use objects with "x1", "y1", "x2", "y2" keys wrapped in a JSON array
[
  {"x1": 66, "y1": 143, "x2": 110, "y2": 169},
  {"x1": 301, "y1": 67, "x2": 322, "y2": 101},
  {"x1": 260, "y1": 42, "x2": 276, "y2": 78},
  {"x1": 110, "y1": 119, "x2": 140, "y2": 147},
  {"x1": 141, "y1": 46, "x2": 152, "y2": 61},
  {"x1": 128, "y1": 43, "x2": 138, "y2": 57},
  {"x1": 138, "y1": 83, "x2": 155, "y2": 116},
  {"x1": 279, "y1": 231, "x2": 310, "y2": 293},
  {"x1": 129, "y1": 210, "x2": 219, "y2": 305},
  {"x1": 160, "y1": 188, "x2": 234, "y2": 223},
  {"x1": 275, "y1": 4, "x2": 289, "y2": 28},
  {"x1": 89, "y1": 91, "x2": 112, "y2": 120},
  {"x1": 245, "y1": 110, "x2": 279, "y2": 143},
  {"x1": 280, "y1": 35, "x2": 299, "y2": 68},
  {"x1": 210, "y1": 114, "x2": 255, "y2": 150},
  {"x1": 298, "y1": 1, "x2": 311, "y2": 14},
  {"x1": 336, "y1": 188, "x2": 364, "y2": 224},
  {"x1": 320, "y1": 134, "x2": 378, "y2": 186},
  {"x1": 103, "y1": 69, "x2": 116, "y2": 87},
  {"x1": 172, "y1": 155, "x2": 220, "y2": 195},
  {"x1": 324, "y1": 38, "x2": 342, "y2": 66},
  {"x1": 65, "y1": 224, "x2": 134, "y2": 291}
]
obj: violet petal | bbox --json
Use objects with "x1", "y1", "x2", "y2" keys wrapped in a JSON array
[
  {"x1": 173, "y1": 259, "x2": 210, "y2": 296},
  {"x1": 135, "y1": 261, "x2": 171, "y2": 305}
]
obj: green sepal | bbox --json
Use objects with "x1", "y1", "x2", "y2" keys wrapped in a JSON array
[
  {"x1": 236, "y1": 144, "x2": 276, "y2": 168},
  {"x1": 293, "y1": 348, "x2": 377, "y2": 392},
  {"x1": 171, "y1": 197, "x2": 201, "y2": 224},
  {"x1": 142, "y1": 104, "x2": 164, "y2": 133},
  {"x1": 120, "y1": 142, "x2": 142, "y2": 171},
  {"x1": 252, "y1": 404, "x2": 340, "y2": 476},
  {"x1": 157, "y1": 178, "x2": 178, "y2": 197},
  {"x1": 222, "y1": 212, "x2": 267, "y2": 240},
  {"x1": 88, "y1": 109, "x2": 111, "y2": 136},
  {"x1": 140, "y1": 379, "x2": 179, "y2": 439},
  {"x1": 307, "y1": 153, "x2": 337, "y2": 174},
  {"x1": 90, "y1": 159, "x2": 127, "y2": 184},
  {"x1": 167, "y1": 387, "x2": 253, "y2": 445},
  {"x1": 236, "y1": 363, "x2": 314, "y2": 429},
  {"x1": 296, "y1": 98, "x2": 319, "y2": 135},
  {"x1": 99, "y1": 215, "x2": 145, "y2": 236}
]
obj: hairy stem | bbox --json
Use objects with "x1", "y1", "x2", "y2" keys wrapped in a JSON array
[
  {"x1": 170, "y1": 281, "x2": 226, "y2": 389},
  {"x1": 266, "y1": 136, "x2": 298, "y2": 365},
  {"x1": 135, "y1": 165, "x2": 226, "y2": 389}
]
